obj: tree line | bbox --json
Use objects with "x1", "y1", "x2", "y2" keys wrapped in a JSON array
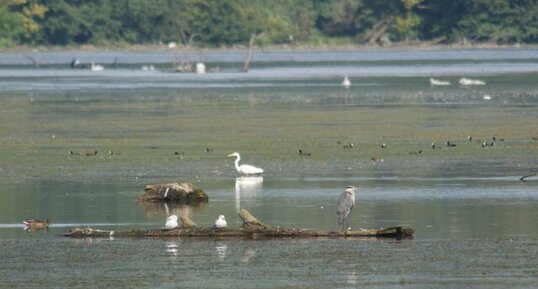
[{"x1": 1, "y1": 0, "x2": 537, "y2": 48}]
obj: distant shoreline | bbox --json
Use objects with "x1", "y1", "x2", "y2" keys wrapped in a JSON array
[{"x1": 1, "y1": 42, "x2": 536, "y2": 54}]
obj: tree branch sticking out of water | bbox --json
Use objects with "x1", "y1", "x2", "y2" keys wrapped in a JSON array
[{"x1": 520, "y1": 173, "x2": 538, "y2": 182}]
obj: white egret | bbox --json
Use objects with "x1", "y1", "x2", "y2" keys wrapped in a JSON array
[
  {"x1": 459, "y1": 77, "x2": 485, "y2": 85},
  {"x1": 227, "y1": 152, "x2": 264, "y2": 176},
  {"x1": 164, "y1": 215, "x2": 178, "y2": 229},
  {"x1": 342, "y1": 74, "x2": 351, "y2": 88},
  {"x1": 213, "y1": 215, "x2": 227, "y2": 229},
  {"x1": 430, "y1": 78, "x2": 451, "y2": 86},
  {"x1": 336, "y1": 186, "x2": 357, "y2": 231}
]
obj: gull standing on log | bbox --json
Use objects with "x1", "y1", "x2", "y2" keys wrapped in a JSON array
[
  {"x1": 164, "y1": 215, "x2": 178, "y2": 229},
  {"x1": 227, "y1": 152, "x2": 264, "y2": 176},
  {"x1": 336, "y1": 186, "x2": 357, "y2": 231},
  {"x1": 213, "y1": 215, "x2": 227, "y2": 229}
]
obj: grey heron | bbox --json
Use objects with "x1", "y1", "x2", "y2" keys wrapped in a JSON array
[
  {"x1": 227, "y1": 152, "x2": 264, "y2": 176},
  {"x1": 336, "y1": 186, "x2": 357, "y2": 231}
]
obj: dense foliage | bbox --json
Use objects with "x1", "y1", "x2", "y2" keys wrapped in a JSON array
[{"x1": 1, "y1": 0, "x2": 537, "y2": 47}]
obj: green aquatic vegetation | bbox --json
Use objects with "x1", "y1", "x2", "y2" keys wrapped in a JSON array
[{"x1": 1, "y1": 89, "x2": 536, "y2": 184}]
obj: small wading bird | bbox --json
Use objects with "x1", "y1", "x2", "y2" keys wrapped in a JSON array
[
  {"x1": 336, "y1": 186, "x2": 357, "y2": 231},
  {"x1": 342, "y1": 74, "x2": 351, "y2": 88},
  {"x1": 227, "y1": 152, "x2": 264, "y2": 176},
  {"x1": 213, "y1": 215, "x2": 227, "y2": 229},
  {"x1": 23, "y1": 219, "x2": 49, "y2": 231},
  {"x1": 164, "y1": 215, "x2": 178, "y2": 230}
]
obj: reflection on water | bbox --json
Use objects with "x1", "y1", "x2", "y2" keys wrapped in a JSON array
[
  {"x1": 239, "y1": 247, "x2": 257, "y2": 264},
  {"x1": 215, "y1": 242, "x2": 228, "y2": 260},
  {"x1": 165, "y1": 240, "x2": 179, "y2": 257},
  {"x1": 234, "y1": 177, "x2": 263, "y2": 212},
  {"x1": 138, "y1": 201, "x2": 201, "y2": 222},
  {"x1": 345, "y1": 270, "x2": 358, "y2": 286},
  {"x1": 0, "y1": 49, "x2": 537, "y2": 288}
]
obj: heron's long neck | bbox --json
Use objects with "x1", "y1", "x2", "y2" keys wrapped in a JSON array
[{"x1": 234, "y1": 156, "x2": 241, "y2": 173}]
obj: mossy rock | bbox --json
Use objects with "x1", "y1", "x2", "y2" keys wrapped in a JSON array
[{"x1": 139, "y1": 182, "x2": 208, "y2": 204}]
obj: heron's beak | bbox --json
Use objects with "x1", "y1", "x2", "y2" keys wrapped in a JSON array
[{"x1": 227, "y1": 153, "x2": 234, "y2": 157}]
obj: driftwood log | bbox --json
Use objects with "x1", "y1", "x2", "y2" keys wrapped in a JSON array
[
  {"x1": 64, "y1": 209, "x2": 414, "y2": 239},
  {"x1": 139, "y1": 182, "x2": 208, "y2": 204}
]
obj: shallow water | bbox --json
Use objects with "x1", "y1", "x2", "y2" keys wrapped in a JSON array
[{"x1": 0, "y1": 48, "x2": 537, "y2": 288}]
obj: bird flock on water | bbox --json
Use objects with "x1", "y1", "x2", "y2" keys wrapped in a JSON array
[
  {"x1": 34, "y1": 129, "x2": 537, "y2": 233},
  {"x1": 23, "y1": 72, "x2": 535, "y2": 233}
]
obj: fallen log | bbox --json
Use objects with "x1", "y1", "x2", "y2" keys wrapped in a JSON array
[
  {"x1": 138, "y1": 182, "x2": 208, "y2": 204},
  {"x1": 63, "y1": 209, "x2": 414, "y2": 239}
]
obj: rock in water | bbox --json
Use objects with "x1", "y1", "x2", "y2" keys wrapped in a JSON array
[{"x1": 139, "y1": 182, "x2": 208, "y2": 204}]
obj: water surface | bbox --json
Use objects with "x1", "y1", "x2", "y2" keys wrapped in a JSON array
[{"x1": 0, "y1": 48, "x2": 537, "y2": 288}]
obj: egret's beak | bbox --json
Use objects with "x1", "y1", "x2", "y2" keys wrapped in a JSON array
[{"x1": 227, "y1": 153, "x2": 234, "y2": 157}]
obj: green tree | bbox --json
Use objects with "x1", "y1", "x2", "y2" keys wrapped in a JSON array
[
  {"x1": 0, "y1": 0, "x2": 47, "y2": 45},
  {"x1": 112, "y1": 0, "x2": 188, "y2": 44},
  {"x1": 38, "y1": 0, "x2": 120, "y2": 45},
  {"x1": 418, "y1": 0, "x2": 538, "y2": 44},
  {"x1": 316, "y1": 0, "x2": 424, "y2": 44},
  {"x1": 2, "y1": 0, "x2": 538, "y2": 47}
]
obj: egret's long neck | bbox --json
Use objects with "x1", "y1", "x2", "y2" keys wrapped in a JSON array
[{"x1": 234, "y1": 155, "x2": 241, "y2": 173}]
